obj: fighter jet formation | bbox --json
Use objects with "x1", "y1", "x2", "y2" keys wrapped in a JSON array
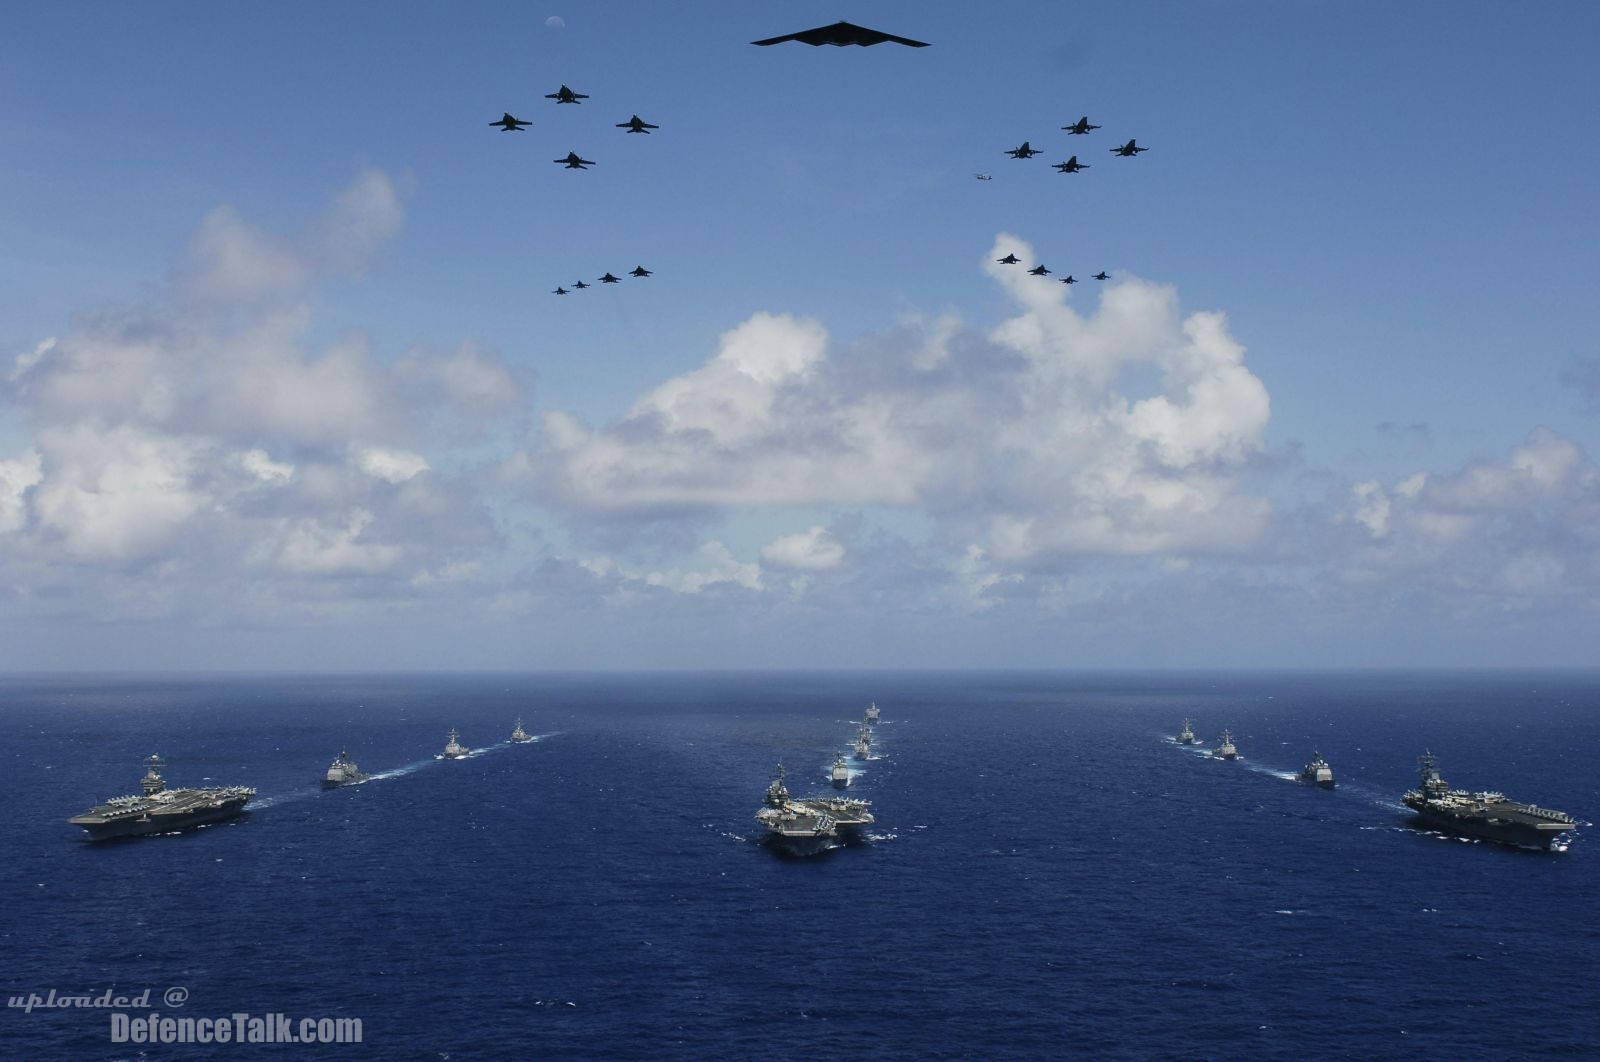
[
  {"x1": 483, "y1": 20, "x2": 1149, "y2": 312},
  {"x1": 552, "y1": 269, "x2": 654, "y2": 294},
  {"x1": 996, "y1": 253, "x2": 1111, "y2": 282},
  {"x1": 993, "y1": 115, "x2": 1150, "y2": 187},
  {"x1": 491, "y1": 80, "x2": 663, "y2": 293}
]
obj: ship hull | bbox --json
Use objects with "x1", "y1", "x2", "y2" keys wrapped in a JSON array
[
  {"x1": 759, "y1": 832, "x2": 838, "y2": 857},
  {"x1": 832, "y1": 776, "x2": 849, "y2": 789},
  {"x1": 322, "y1": 776, "x2": 368, "y2": 789},
  {"x1": 73, "y1": 799, "x2": 252, "y2": 841},
  {"x1": 1405, "y1": 805, "x2": 1570, "y2": 851}
]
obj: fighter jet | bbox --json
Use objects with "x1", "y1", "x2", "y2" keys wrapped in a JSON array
[
  {"x1": 1062, "y1": 116, "x2": 1101, "y2": 135},
  {"x1": 553, "y1": 152, "x2": 596, "y2": 169},
  {"x1": 752, "y1": 20, "x2": 929, "y2": 47},
  {"x1": 1110, "y1": 139, "x2": 1149, "y2": 156},
  {"x1": 975, "y1": 173, "x2": 992, "y2": 181},
  {"x1": 599, "y1": 273, "x2": 621, "y2": 284},
  {"x1": 573, "y1": 280, "x2": 590, "y2": 290},
  {"x1": 490, "y1": 112, "x2": 531, "y2": 132},
  {"x1": 629, "y1": 266, "x2": 652, "y2": 278},
  {"x1": 996, "y1": 253, "x2": 1021, "y2": 265},
  {"x1": 545, "y1": 84, "x2": 588, "y2": 104},
  {"x1": 1059, "y1": 275, "x2": 1077, "y2": 285},
  {"x1": 1093, "y1": 272, "x2": 1110, "y2": 280},
  {"x1": 1028, "y1": 264, "x2": 1052, "y2": 276},
  {"x1": 1053, "y1": 156, "x2": 1089, "y2": 174},
  {"x1": 1006, "y1": 142, "x2": 1043, "y2": 159},
  {"x1": 616, "y1": 115, "x2": 659, "y2": 134},
  {"x1": 552, "y1": 287, "x2": 569, "y2": 295}
]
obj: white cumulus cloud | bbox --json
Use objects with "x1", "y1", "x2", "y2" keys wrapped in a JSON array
[{"x1": 761, "y1": 526, "x2": 845, "y2": 570}]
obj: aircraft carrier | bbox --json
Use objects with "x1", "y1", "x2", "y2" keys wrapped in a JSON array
[
  {"x1": 69, "y1": 755, "x2": 255, "y2": 840},
  {"x1": 1403, "y1": 751, "x2": 1576, "y2": 850},
  {"x1": 755, "y1": 764, "x2": 874, "y2": 856}
]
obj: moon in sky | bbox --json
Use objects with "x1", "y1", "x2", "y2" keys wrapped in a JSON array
[{"x1": 545, "y1": 15, "x2": 565, "y2": 30}]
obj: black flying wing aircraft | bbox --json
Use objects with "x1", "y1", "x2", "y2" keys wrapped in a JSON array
[
  {"x1": 599, "y1": 273, "x2": 622, "y2": 284},
  {"x1": 996, "y1": 253, "x2": 1021, "y2": 265},
  {"x1": 752, "y1": 20, "x2": 929, "y2": 47},
  {"x1": 1060, "y1": 275, "x2": 1077, "y2": 285},
  {"x1": 629, "y1": 266, "x2": 652, "y2": 278},
  {"x1": 545, "y1": 84, "x2": 588, "y2": 104},
  {"x1": 1006, "y1": 142, "x2": 1042, "y2": 159},
  {"x1": 490, "y1": 112, "x2": 531, "y2": 132},
  {"x1": 553, "y1": 287, "x2": 568, "y2": 295},
  {"x1": 1028, "y1": 264, "x2": 1052, "y2": 276},
  {"x1": 1111, "y1": 139, "x2": 1148, "y2": 156},
  {"x1": 617, "y1": 115, "x2": 659, "y2": 134},
  {"x1": 1053, "y1": 156, "x2": 1089, "y2": 173},
  {"x1": 573, "y1": 280, "x2": 590, "y2": 290},
  {"x1": 1062, "y1": 116, "x2": 1100, "y2": 135},
  {"x1": 1093, "y1": 272, "x2": 1110, "y2": 280},
  {"x1": 554, "y1": 152, "x2": 595, "y2": 169}
]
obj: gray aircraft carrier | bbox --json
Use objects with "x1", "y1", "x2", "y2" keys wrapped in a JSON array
[
  {"x1": 69, "y1": 755, "x2": 255, "y2": 840},
  {"x1": 1403, "y1": 751, "x2": 1576, "y2": 850},
  {"x1": 755, "y1": 764, "x2": 874, "y2": 856}
]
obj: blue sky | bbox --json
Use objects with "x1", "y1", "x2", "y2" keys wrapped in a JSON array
[{"x1": 2, "y1": 3, "x2": 1598, "y2": 669}]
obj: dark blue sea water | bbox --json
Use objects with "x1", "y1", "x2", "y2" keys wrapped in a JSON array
[{"x1": 3, "y1": 672, "x2": 1598, "y2": 1060}]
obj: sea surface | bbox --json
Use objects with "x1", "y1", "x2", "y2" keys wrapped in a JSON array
[{"x1": 3, "y1": 671, "x2": 1598, "y2": 1060}]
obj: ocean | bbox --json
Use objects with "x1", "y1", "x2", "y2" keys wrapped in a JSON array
[{"x1": 3, "y1": 671, "x2": 1598, "y2": 1059}]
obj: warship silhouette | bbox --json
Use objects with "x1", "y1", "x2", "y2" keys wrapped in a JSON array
[{"x1": 69, "y1": 755, "x2": 254, "y2": 840}]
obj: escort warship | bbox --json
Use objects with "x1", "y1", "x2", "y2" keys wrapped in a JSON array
[
  {"x1": 322, "y1": 750, "x2": 369, "y2": 788},
  {"x1": 1177, "y1": 718, "x2": 1196, "y2": 744},
  {"x1": 853, "y1": 725, "x2": 872, "y2": 761},
  {"x1": 1212, "y1": 730, "x2": 1238, "y2": 760},
  {"x1": 510, "y1": 719, "x2": 533, "y2": 743},
  {"x1": 755, "y1": 764, "x2": 873, "y2": 856},
  {"x1": 865, "y1": 702, "x2": 881, "y2": 724},
  {"x1": 442, "y1": 729, "x2": 470, "y2": 759},
  {"x1": 1298, "y1": 752, "x2": 1335, "y2": 789},
  {"x1": 831, "y1": 754, "x2": 851, "y2": 789},
  {"x1": 69, "y1": 755, "x2": 255, "y2": 840},
  {"x1": 1402, "y1": 751, "x2": 1576, "y2": 850}
]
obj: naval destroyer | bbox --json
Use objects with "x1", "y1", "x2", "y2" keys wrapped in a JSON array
[
  {"x1": 1403, "y1": 751, "x2": 1576, "y2": 850},
  {"x1": 510, "y1": 719, "x2": 533, "y2": 744},
  {"x1": 69, "y1": 755, "x2": 254, "y2": 840},
  {"x1": 853, "y1": 724, "x2": 872, "y2": 761},
  {"x1": 322, "y1": 750, "x2": 368, "y2": 788},
  {"x1": 831, "y1": 754, "x2": 851, "y2": 789},
  {"x1": 1211, "y1": 730, "x2": 1238, "y2": 760},
  {"x1": 1176, "y1": 718, "x2": 1195, "y2": 744},
  {"x1": 441, "y1": 729, "x2": 470, "y2": 759},
  {"x1": 865, "y1": 702, "x2": 881, "y2": 724},
  {"x1": 1297, "y1": 752, "x2": 1335, "y2": 789},
  {"x1": 755, "y1": 764, "x2": 874, "y2": 856}
]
